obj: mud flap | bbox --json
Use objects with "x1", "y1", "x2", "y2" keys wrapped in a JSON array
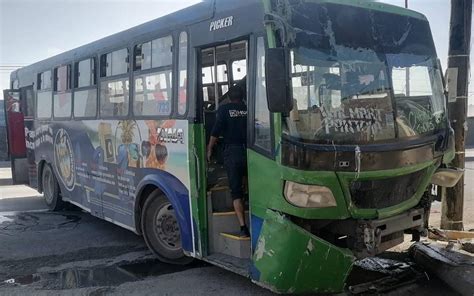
[{"x1": 252, "y1": 210, "x2": 354, "y2": 294}]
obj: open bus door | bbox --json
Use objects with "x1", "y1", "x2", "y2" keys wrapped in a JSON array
[{"x1": 3, "y1": 88, "x2": 33, "y2": 185}]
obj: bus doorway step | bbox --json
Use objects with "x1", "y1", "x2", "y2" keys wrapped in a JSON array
[
  {"x1": 218, "y1": 232, "x2": 251, "y2": 259},
  {"x1": 204, "y1": 253, "x2": 250, "y2": 277}
]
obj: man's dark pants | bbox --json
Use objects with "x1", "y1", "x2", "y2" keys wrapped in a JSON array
[{"x1": 223, "y1": 144, "x2": 247, "y2": 200}]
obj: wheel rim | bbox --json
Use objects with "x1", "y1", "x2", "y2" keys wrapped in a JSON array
[
  {"x1": 153, "y1": 203, "x2": 181, "y2": 251},
  {"x1": 43, "y1": 169, "x2": 54, "y2": 204}
]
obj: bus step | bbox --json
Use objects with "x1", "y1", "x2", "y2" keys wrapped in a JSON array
[
  {"x1": 212, "y1": 210, "x2": 249, "y2": 216},
  {"x1": 208, "y1": 211, "x2": 249, "y2": 254},
  {"x1": 218, "y1": 232, "x2": 251, "y2": 259}
]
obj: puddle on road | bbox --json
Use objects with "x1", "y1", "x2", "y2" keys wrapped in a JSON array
[{"x1": 2, "y1": 259, "x2": 208, "y2": 290}]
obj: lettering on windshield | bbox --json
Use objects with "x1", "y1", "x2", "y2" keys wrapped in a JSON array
[
  {"x1": 209, "y1": 16, "x2": 234, "y2": 32},
  {"x1": 408, "y1": 110, "x2": 435, "y2": 134},
  {"x1": 321, "y1": 106, "x2": 389, "y2": 135}
]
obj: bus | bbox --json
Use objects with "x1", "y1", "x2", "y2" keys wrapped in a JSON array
[{"x1": 3, "y1": 0, "x2": 462, "y2": 293}]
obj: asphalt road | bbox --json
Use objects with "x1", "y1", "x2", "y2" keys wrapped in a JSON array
[
  {"x1": 0, "y1": 166, "x2": 275, "y2": 296},
  {"x1": 0, "y1": 163, "x2": 463, "y2": 296}
]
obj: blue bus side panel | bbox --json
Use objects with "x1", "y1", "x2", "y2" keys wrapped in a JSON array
[{"x1": 32, "y1": 119, "x2": 191, "y2": 233}]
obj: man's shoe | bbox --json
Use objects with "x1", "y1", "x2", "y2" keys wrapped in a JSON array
[{"x1": 239, "y1": 226, "x2": 250, "y2": 238}]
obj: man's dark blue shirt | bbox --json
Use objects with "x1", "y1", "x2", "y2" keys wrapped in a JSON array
[{"x1": 211, "y1": 102, "x2": 247, "y2": 145}]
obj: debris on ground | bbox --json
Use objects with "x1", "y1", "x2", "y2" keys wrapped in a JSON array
[
  {"x1": 346, "y1": 257, "x2": 423, "y2": 295},
  {"x1": 461, "y1": 240, "x2": 474, "y2": 254},
  {"x1": 428, "y1": 228, "x2": 474, "y2": 241},
  {"x1": 410, "y1": 241, "x2": 474, "y2": 296}
]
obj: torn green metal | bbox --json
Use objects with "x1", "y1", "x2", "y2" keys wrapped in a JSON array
[{"x1": 253, "y1": 210, "x2": 354, "y2": 294}]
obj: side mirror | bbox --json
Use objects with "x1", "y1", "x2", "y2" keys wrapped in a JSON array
[
  {"x1": 265, "y1": 48, "x2": 293, "y2": 113},
  {"x1": 431, "y1": 168, "x2": 464, "y2": 188}
]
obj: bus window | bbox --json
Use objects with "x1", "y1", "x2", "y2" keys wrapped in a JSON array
[
  {"x1": 100, "y1": 48, "x2": 129, "y2": 77},
  {"x1": 23, "y1": 87, "x2": 35, "y2": 118},
  {"x1": 135, "y1": 36, "x2": 173, "y2": 71},
  {"x1": 100, "y1": 48, "x2": 130, "y2": 117},
  {"x1": 133, "y1": 71, "x2": 172, "y2": 116},
  {"x1": 75, "y1": 89, "x2": 97, "y2": 118},
  {"x1": 11, "y1": 79, "x2": 19, "y2": 89},
  {"x1": 178, "y1": 31, "x2": 188, "y2": 115},
  {"x1": 135, "y1": 41, "x2": 152, "y2": 70},
  {"x1": 133, "y1": 35, "x2": 174, "y2": 116},
  {"x1": 232, "y1": 59, "x2": 247, "y2": 82},
  {"x1": 53, "y1": 65, "x2": 72, "y2": 118},
  {"x1": 100, "y1": 78, "x2": 129, "y2": 117},
  {"x1": 36, "y1": 71, "x2": 52, "y2": 119},
  {"x1": 202, "y1": 64, "x2": 228, "y2": 105},
  {"x1": 38, "y1": 71, "x2": 52, "y2": 90},
  {"x1": 152, "y1": 36, "x2": 173, "y2": 68},
  {"x1": 76, "y1": 58, "x2": 96, "y2": 88},
  {"x1": 74, "y1": 58, "x2": 97, "y2": 118}
]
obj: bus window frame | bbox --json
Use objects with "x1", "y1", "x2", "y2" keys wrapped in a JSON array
[
  {"x1": 175, "y1": 30, "x2": 189, "y2": 119},
  {"x1": 20, "y1": 86, "x2": 35, "y2": 119},
  {"x1": 73, "y1": 57, "x2": 99, "y2": 120},
  {"x1": 248, "y1": 34, "x2": 275, "y2": 159},
  {"x1": 35, "y1": 69, "x2": 53, "y2": 121},
  {"x1": 131, "y1": 33, "x2": 177, "y2": 120},
  {"x1": 98, "y1": 46, "x2": 131, "y2": 120},
  {"x1": 52, "y1": 64, "x2": 73, "y2": 121}
]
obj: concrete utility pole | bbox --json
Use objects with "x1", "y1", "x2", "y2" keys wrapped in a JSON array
[
  {"x1": 442, "y1": 0, "x2": 472, "y2": 231},
  {"x1": 405, "y1": 0, "x2": 410, "y2": 96}
]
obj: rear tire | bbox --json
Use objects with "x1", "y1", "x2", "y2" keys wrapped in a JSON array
[
  {"x1": 141, "y1": 190, "x2": 192, "y2": 265},
  {"x1": 42, "y1": 164, "x2": 64, "y2": 211}
]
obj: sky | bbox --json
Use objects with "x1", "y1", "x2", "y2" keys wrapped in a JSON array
[{"x1": 0, "y1": 0, "x2": 472, "y2": 103}]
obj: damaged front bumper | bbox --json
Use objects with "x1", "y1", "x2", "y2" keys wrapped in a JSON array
[
  {"x1": 356, "y1": 208, "x2": 424, "y2": 257},
  {"x1": 251, "y1": 210, "x2": 354, "y2": 294},
  {"x1": 251, "y1": 208, "x2": 425, "y2": 294}
]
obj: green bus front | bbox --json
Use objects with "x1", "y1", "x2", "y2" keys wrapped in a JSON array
[{"x1": 244, "y1": 0, "x2": 453, "y2": 293}]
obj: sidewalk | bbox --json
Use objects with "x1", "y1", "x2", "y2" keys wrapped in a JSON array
[
  {"x1": 466, "y1": 149, "x2": 474, "y2": 161},
  {"x1": 0, "y1": 165, "x2": 44, "y2": 212}
]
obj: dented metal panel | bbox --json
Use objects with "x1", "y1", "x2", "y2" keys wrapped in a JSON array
[{"x1": 252, "y1": 210, "x2": 354, "y2": 294}]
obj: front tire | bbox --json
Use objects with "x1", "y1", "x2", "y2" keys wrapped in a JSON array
[
  {"x1": 42, "y1": 164, "x2": 64, "y2": 211},
  {"x1": 141, "y1": 190, "x2": 192, "y2": 264}
]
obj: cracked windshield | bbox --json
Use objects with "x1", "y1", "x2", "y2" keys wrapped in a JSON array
[{"x1": 283, "y1": 1, "x2": 446, "y2": 144}]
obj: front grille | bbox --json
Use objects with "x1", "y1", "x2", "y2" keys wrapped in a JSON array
[{"x1": 350, "y1": 169, "x2": 427, "y2": 209}]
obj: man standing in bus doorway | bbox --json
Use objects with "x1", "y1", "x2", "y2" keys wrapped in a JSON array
[{"x1": 207, "y1": 86, "x2": 250, "y2": 238}]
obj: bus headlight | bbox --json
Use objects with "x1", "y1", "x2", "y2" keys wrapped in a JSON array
[{"x1": 284, "y1": 181, "x2": 337, "y2": 208}]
